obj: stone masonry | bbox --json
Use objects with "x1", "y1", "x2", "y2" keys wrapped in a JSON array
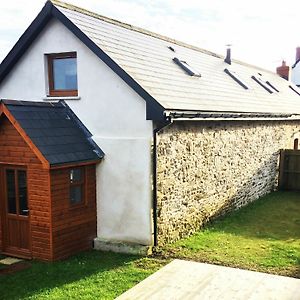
[{"x1": 156, "y1": 120, "x2": 300, "y2": 244}]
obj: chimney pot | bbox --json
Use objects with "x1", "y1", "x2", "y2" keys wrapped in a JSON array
[{"x1": 224, "y1": 48, "x2": 231, "y2": 65}]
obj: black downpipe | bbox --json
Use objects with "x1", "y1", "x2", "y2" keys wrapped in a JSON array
[{"x1": 152, "y1": 118, "x2": 172, "y2": 246}]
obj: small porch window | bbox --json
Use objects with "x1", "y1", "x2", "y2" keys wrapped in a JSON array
[
  {"x1": 70, "y1": 168, "x2": 85, "y2": 205},
  {"x1": 47, "y1": 52, "x2": 78, "y2": 97}
]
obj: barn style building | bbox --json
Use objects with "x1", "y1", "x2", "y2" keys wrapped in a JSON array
[{"x1": 1, "y1": 0, "x2": 300, "y2": 259}]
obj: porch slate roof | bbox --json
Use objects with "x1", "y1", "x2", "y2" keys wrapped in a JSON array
[{"x1": 1, "y1": 100, "x2": 104, "y2": 166}]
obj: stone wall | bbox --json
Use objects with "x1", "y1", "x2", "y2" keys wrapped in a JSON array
[{"x1": 156, "y1": 120, "x2": 300, "y2": 244}]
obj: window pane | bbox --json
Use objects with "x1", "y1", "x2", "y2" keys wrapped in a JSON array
[
  {"x1": 6, "y1": 170, "x2": 16, "y2": 214},
  {"x1": 70, "y1": 186, "x2": 82, "y2": 204},
  {"x1": 53, "y1": 57, "x2": 77, "y2": 90},
  {"x1": 70, "y1": 169, "x2": 82, "y2": 183},
  {"x1": 18, "y1": 171, "x2": 28, "y2": 216}
]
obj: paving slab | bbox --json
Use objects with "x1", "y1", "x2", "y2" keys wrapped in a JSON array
[
  {"x1": 0, "y1": 257, "x2": 23, "y2": 265},
  {"x1": 117, "y1": 259, "x2": 300, "y2": 300}
]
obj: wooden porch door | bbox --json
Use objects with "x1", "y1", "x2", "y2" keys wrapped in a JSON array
[{"x1": 0, "y1": 166, "x2": 31, "y2": 258}]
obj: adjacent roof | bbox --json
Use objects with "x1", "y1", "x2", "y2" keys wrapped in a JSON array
[
  {"x1": 0, "y1": 100, "x2": 104, "y2": 166},
  {"x1": 1, "y1": 0, "x2": 300, "y2": 119},
  {"x1": 292, "y1": 60, "x2": 300, "y2": 69}
]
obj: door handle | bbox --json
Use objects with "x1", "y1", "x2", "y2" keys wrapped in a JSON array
[{"x1": 22, "y1": 209, "x2": 29, "y2": 213}]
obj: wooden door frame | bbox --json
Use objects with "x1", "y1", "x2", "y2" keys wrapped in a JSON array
[{"x1": 0, "y1": 164, "x2": 32, "y2": 258}]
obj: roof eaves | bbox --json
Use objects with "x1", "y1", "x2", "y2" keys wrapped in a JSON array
[
  {"x1": 167, "y1": 110, "x2": 298, "y2": 121},
  {"x1": 49, "y1": 158, "x2": 102, "y2": 168},
  {"x1": 1, "y1": 99, "x2": 62, "y2": 108}
]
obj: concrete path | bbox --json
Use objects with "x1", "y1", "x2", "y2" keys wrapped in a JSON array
[{"x1": 117, "y1": 259, "x2": 300, "y2": 300}]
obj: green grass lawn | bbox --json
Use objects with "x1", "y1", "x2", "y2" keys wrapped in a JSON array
[
  {"x1": 159, "y1": 191, "x2": 300, "y2": 278},
  {"x1": 0, "y1": 251, "x2": 165, "y2": 300},
  {"x1": 0, "y1": 191, "x2": 299, "y2": 299}
]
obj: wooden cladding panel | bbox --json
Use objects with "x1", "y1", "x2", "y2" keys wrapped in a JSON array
[
  {"x1": 27, "y1": 166, "x2": 51, "y2": 260},
  {"x1": 0, "y1": 116, "x2": 52, "y2": 260},
  {"x1": 0, "y1": 115, "x2": 98, "y2": 261},
  {"x1": 50, "y1": 165, "x2": 97, "y2": 260}
]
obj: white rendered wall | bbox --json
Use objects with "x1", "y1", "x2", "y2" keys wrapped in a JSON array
[
  {"x1": 0, "y1": 19, "x2": 154, "y2": 245},
  {"x1": 291, "y1": 64, "x2": 300, "y2": 86}
]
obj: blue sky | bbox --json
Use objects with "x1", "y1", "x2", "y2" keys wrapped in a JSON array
[{"x1": 0, "y1": 0, "x2": 299, "y2": 72}]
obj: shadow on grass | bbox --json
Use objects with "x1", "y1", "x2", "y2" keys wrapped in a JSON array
[
  {"x1": 209, "y1": 191, "x2": 300, "y2": 241},
  {"x1": 157, "y1": 191, "x2": 300, "y2": 278},
  {"x1": 0, "y1": 250, "x2": 147, "y2": 300}
]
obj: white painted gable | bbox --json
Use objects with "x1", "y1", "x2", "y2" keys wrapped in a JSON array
[{"x1": 0, "y1": 18, "x2": 154, "y2": 245}]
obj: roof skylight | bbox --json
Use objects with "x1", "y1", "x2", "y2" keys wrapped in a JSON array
[
  {"x1": 257, "y1": 73, "x2": 279, "y2": 92},
  {"x1": 168, "y1": 46, "x2": 175, "y2": 52},
  {"x1": 251, "y1": 75, "x2": 273, "y2": 93},
  {"x1": 265, "y1": 81, "x2": 279, "y2": 92},
  {"x1": 224, "y1": 68, "x2": 248, "y2": 89},
  {"x1": 173, "y1": 57, "x2": 201, "y2": 77},
  {"x1": 289, "y1": 85, "x2": 300, "y2": 96}
]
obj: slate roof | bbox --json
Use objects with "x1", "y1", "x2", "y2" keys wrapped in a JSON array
[
  {"x1": 2, "y1": 100, "x2": 104, "y2": 166},
  {"x1": 1, "y1": 1, "x2": 300, "y2": 119},
  {"x1": 51, "y1": 0, "x2": 300, "y2": 116}
]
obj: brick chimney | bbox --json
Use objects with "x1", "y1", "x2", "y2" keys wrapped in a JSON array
[
  {"x1": 276, "y1": 60, "x2": 290, "y2": 80},
  {"x1": 296, "y1": 47, "x2": 300, "y2": 62}
]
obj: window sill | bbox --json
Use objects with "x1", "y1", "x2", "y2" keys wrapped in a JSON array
[{"x1": 43, "y1": 96, "x2": 81, "y2": 101}]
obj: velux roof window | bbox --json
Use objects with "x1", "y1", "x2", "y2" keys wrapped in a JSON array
[
  {"x1": 251, "y1": 75, "x2": 279, "y2": 94},
  {"x1": 173, "y1": 57, "x2": 201, "y2": 77},
  {"x1": 265, "y1": 81, "x2": 279, "y2": 92},
  {"x1": 224, "y1": 68, "x2": 248, "y2": 89},
  {"x1": 289, "y1": 85, "x2": 300, "y2": 96},
  {"x1": 168, "y1": 46, "x2": 175, "y2": 52}
]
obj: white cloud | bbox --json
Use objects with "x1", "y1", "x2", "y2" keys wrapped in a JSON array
[{"x1": 0, "y1": 0, "x2": 300, "y2": 71}]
